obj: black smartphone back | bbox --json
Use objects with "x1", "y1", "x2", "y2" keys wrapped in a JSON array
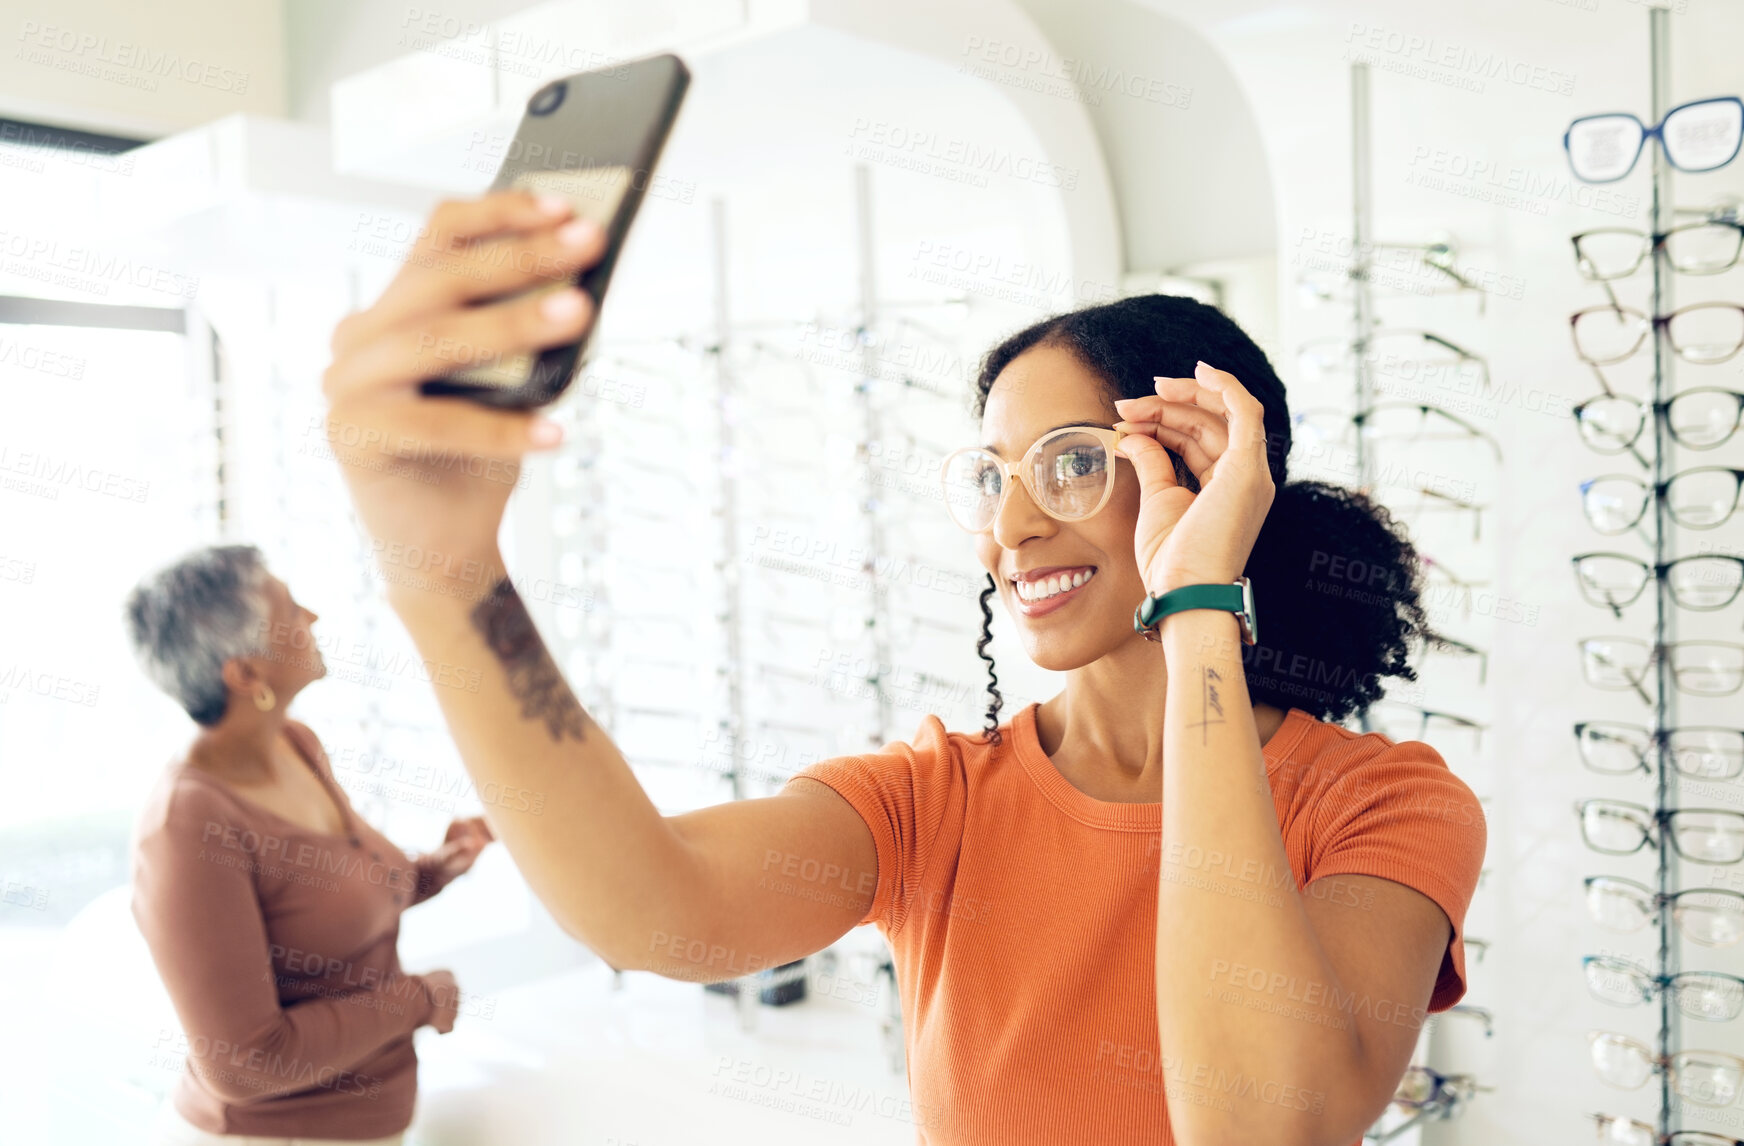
[{"x1": 420, "y1": 52, "x2": 690, "y2": 408}]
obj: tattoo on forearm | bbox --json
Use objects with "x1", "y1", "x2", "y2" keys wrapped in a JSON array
[
  {"x1": 1190, "y1": 665, "x2": 1226, "y2": 746},
  {"x1": 470, "y1": 578, "x2": 592, "y2": 743}
]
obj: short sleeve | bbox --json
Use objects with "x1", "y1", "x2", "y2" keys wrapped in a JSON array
[
  {"x1": 1304, "y1": 739, "x2": 1488, "y2": 1012},
  {"x1": 779, "y1": 714, "x2": 961, "y2": 937}
]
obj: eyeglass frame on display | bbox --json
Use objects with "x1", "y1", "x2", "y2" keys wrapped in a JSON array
[
  {"x1": 1361, "y1": 700, "x2": 1487, "y2": 750},
  {"x1": 1573, "y1": 798, "x2": 1744, "y2": 864},
  {"x1": 1574, "y1": 720, "x2": 1744, "y2": 780},
  {"x1": 1571, "y1": 551, "x2": 1744, "y2": 617},
  {"x1": 1587, "y1": 1030, "x2": 1744, "y2": 1107},
  {"x1": 1298, "y1": 329, "x2": 1492, "y2": 399},
  {"x1": 1578, "y1": 636, "x2": 1744, "y2": 704},
  {"x1": 1571, "y1": 387, "x2": 1744, "y2": 470},
  {"x1": 1420, "y1": 631, "x2": 1489, "y2": 686},
  {"x1": 1296, "y1": 248, "x2": 1494, "y2": 315},
  {"x1": 1579, "y1": 467, "x2": 1744, "y2": 535},
  {"x1": 1582, "y1": 874, "x2": 1744, "y2": 946},
  {"x1": 1570, "y1": 301, "x2": 1744, "y2": 369},
  {"x1": 1581, "y1": 954, "x2": 1744, "y2": 1021},
  {"x1": 1390, "y1": 1065, "x2": 1491, "y2": 1113},
  {"x1": 1385, "y1": 483, "x2": 1486, "y2": 544},
  {"x1": 1573, "y1": 219, "x2": 1744, "y2": 284},
  {"x1": 1586, "y1": 1111, "x2": 1744, "y2": 1146},
  {"x1": 1292, "y1": 401, "x2": 1503, "y2": 463},
  {"x1": 1563, "y1": 95, "x2": 1744, "y2": 184}
]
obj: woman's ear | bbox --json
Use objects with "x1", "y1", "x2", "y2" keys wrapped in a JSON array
[{"x1": 220, "y1": 658, "x2": 259, "y2": 694}]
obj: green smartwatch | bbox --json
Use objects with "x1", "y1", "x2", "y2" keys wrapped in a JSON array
[{"x1": 1133, "y1": 576, "x2": 1259, "y2": 645}]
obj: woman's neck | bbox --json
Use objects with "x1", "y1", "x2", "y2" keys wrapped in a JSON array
[{"x1": 188, "y1": 711, "x2": 290, "y2": 783}]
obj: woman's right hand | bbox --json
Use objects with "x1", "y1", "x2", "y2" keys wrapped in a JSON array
[
  {"x1": 419, "y1": 969, "x2": 460, "y2": 1034},
  {"x1": 320, "y1": 191, "x2": 610, "y2": 598}
]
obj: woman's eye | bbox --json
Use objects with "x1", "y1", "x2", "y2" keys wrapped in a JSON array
[{"x1": 1060, "y1": 451, "x2": 1101, "y2": 477}]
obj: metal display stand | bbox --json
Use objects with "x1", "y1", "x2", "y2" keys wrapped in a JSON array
[
  {"x1": 1644, "y1": 13, "x2": 1681, "y2": 1139},
  {"x1": 552, "y1": 169, "x2": 976, "y2": 1040},
  {"x1": 1336, "y1": 61, "x2": 1496, "y2": 1143},
  {"x1": 1584, "y1": 9, "x2": 1680, "y2": 1139}
]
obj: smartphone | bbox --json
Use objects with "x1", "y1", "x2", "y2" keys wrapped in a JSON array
[{"x1": 419, "y1": 53, "x2": 690, "y2": 408}]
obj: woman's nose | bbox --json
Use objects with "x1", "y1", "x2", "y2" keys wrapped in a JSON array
[{"x1": 990, "y1": 476, "x2": 1051, "y2": 549}]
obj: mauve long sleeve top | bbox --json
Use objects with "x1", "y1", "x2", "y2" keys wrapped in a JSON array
[{"x1": 130, "y1": 720, "x2": 457, "y2": 1138}]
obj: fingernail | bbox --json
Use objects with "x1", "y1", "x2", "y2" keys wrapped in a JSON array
[
  {"x1": 536, "y1": 194, "x2": 571, "y2": 216},
  {"x1": 556, "y1": 218, "x2": 602, "y2": 247},
  {"x1": 529, "y1": 419, "x2": 564, "y2": 446},
  {"x1": 541, "y1": 289, "x2": 586, "y2": 321},
  {"x1": 1196, "y1": 360, "x2": 1212, "y2": 372}
]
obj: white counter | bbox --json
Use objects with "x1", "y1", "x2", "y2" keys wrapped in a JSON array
[{"x1": 407, "y1": 960, "x2": 918, "y2": 1146}]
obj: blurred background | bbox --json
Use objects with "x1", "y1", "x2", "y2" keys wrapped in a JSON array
[{"x1": 0, "y1": 0, "x2": 1741, "y2": 1143}]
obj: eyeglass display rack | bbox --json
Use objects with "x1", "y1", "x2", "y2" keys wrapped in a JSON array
[
  {"x1": 535, "y1": 169, "x2": 983, "y2": 1050},
  {"x1": 1572, "y1": 10, "x2": 1697, "y2": 1144},
  {"x1": 1306, "y1": 62, "x2": 1499, "y2": 1143}
]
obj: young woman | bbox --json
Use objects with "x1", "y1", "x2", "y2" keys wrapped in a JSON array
[
  {"x1": 125, "y1": 545, "x2": 495, "y2": 1144},
  {"x1": 317, "y1": 191, "x2": 1486, "y2": 1146}
]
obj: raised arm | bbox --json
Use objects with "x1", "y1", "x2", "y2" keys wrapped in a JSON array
[
  {"x1": 131, "y1": 789, "x2": 439, "y2": 1103},
  {"x1": 1117, "y1": 366, "x2": 1484, "y2": 1146},
  {"x1": 320, "y1": 191, "x2": 877, "y2": 979}
]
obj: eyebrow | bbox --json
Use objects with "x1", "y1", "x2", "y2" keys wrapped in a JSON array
[{"x1": 981, "y1": 420, "x2": 1110, "y2": 452}]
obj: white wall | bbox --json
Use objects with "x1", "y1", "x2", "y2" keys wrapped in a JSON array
[{"x1": 0, "y1": 0, "x2": 286, "y2": 136}]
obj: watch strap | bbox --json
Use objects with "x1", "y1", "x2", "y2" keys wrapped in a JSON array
[{"x1": 1133, "y1": 578, "x2": 1258, "y2": 645}]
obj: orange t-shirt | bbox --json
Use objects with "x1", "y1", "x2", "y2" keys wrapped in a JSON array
[{"x1": 782, "y1": 699, "x2": 1487, "y2": 1146}]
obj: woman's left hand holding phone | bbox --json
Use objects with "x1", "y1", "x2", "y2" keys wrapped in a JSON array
[{"x1": 321, "y1": 191, "x2": 608, "y2": 594}]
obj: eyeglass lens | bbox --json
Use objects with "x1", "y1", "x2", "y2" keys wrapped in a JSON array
[{"x1": 942, "y1": 430, "x2": 1116, "y2": 533}]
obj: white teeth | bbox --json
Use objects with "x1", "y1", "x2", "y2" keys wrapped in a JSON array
[{"x1": 1016, "y1": 568, "x2": 1095, "y2": 602}]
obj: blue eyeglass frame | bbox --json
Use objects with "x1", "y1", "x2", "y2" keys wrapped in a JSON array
[{"x1": 1564, "y1": 95, "x2": 1744, "y2": 184}]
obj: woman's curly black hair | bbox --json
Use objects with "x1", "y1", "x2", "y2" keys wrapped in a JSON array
[{"x1": 969, "y1": 293, "x2": 1431, "y2": 746}]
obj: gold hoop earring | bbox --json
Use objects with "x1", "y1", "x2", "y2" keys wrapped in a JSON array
[{"x1": 253, "y1": 684, "x2": 276, "y2": 712}]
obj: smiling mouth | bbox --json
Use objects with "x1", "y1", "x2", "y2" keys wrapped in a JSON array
[{"x1": 1011, "y1": 566, "x2": 1097, "y2": 603}]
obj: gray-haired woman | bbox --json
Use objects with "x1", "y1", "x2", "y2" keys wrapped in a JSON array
[{"x1": 123, "y1": 544, "x2": 493, "y2": 1145}]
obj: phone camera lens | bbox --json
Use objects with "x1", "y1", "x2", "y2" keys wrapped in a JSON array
[{"x1": 529, "y1": 80, "x2": 567, "y2": 116}]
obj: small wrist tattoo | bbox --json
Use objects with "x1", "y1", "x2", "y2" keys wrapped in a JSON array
[
  {"x1": 1188, "y1": 664, "x2": 1227, "y2": 746},
  {"x1": 470, "y1": 578, "x2": 591, "y2": 743}
]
